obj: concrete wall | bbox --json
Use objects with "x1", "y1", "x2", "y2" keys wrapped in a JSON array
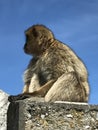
[{"x1": 7, "y1": 98, "x2": 98, "y2": 130}]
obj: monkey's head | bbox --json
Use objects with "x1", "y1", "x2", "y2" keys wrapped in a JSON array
[{"x1": 24, "y1": 25, "x2": 54, "y2": 56}]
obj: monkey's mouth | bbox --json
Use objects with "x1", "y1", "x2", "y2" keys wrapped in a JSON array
[
  {"x1": 23, "y1": 46, "x2": 29, "y2": 53},
  {"x1": 24, "y1": 46, "x2": 34, "y2": 55}
]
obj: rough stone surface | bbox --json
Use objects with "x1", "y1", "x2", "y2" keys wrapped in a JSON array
[
  {"x1": 7, "y1": 98, "x2": 98, "y2": 130},
  {"x1": 0, "y1": 90, "x2": 9, "y2": 130}
]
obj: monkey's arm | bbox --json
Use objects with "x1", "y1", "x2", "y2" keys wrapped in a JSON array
[{"x1": 8, "y1": 79, "x2": 55, "y2": 102}]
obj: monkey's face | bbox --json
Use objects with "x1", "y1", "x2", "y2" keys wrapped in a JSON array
[
  {"x1": 24, "y1": 27, "x2": 39, "y2": 55},
  {"x1": 24, "y1": 25, "x2": 54, "y2": 56}
]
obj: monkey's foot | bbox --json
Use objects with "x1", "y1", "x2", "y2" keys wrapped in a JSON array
[{"x1": 8, "y1": 94, "x2": 31, "y2": 102}]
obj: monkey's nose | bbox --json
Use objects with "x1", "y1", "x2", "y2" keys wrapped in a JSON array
[
  {"x1": 24, "y1": 43, "x2": 27, "y2": 49},
  {"x1": 24, "y1": 43, "x2": 29, "y2": 53},
  {"x1": 24, "y1": 43, "x2": 28, "y2": 51}
]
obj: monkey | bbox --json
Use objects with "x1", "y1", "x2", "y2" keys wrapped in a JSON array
[{"x1": 8, "y1": 24, "x2": 90, "y2": 102}]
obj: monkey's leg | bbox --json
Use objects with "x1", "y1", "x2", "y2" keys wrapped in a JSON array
[
  {"x1": 8, "y1": 79, "x2": 55, "y2": 102},
  {"x1": 45, "y1": 72, "x2": 86, "y2": 102}
]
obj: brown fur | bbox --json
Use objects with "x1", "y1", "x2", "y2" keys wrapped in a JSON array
[{"x1": 8, "y1": 24, "x2": 90, "y2": 102}]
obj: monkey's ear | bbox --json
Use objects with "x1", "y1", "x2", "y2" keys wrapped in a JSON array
[{"x1": 32, "y1": 27, "x2": 39, "y2": 37}]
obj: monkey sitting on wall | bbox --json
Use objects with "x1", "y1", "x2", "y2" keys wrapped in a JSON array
[{"x1": 8, "y1": 24, "x2": 90, "y2": 102}]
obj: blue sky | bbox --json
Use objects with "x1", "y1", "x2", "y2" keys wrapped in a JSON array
[{"x1": 0, "y1": 0, "x2": 98, "y2": 104}]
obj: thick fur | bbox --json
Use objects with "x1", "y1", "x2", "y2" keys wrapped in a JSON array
[{"x1": 8, "y1": 25, "x2": 90, "y2": 102}]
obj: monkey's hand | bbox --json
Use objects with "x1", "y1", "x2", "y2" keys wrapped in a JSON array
[
  {"x1": 8, "y1": 93, "x2": 32, "y2": 102},
  {"x1": 8, "y1": 90, "x2": 42, "y2": 102}
]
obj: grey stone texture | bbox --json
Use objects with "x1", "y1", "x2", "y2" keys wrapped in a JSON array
[
  {"x1": 7, "y1": 98, "x2": 98, "y2": 130},
  {"x1": 0, "y1": 90, "x2": 9, "y2": 130}
]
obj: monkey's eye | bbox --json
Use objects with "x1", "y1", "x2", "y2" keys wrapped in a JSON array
[{"x1": 32, "y1": 28, "x2": 39, "y2": 37}]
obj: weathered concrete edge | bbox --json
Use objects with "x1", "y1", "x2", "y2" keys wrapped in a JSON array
[
  {"x1": 13, "y1": 98, "x2": 98, "y2": 112},
  {"x1": 7, "y1": 102, "x2": 19, "y2": 130},
  {"x1": 7, "y1": 101, "x2": 26, "y2": 130}
]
